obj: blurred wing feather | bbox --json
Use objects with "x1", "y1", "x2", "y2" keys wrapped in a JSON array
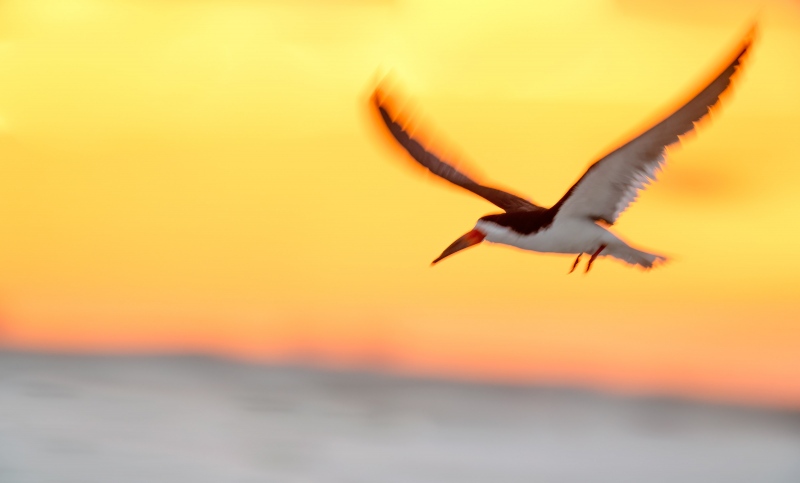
[
  {"x1": 374, "y1": 97, "x2": 543, "y2": 213},
  {"x1": 554, "y1": 30, "x2": 753, "y2": 224}
]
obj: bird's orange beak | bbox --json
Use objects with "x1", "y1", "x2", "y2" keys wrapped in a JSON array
[{"x1": 431, "y1": 229, "x2": 486, "y2": 265}]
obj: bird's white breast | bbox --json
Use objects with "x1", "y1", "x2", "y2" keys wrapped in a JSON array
[{"x1": 475, "y1": 219, "x2": 617, "y2": 255}]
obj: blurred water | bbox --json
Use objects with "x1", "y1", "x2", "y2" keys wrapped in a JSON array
[{"x1": 1, "y1": 351, "x2": 799, "y2": 483}]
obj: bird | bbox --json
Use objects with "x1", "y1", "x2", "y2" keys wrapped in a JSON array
[{"x1": 372, "y1": 28, "x2": 753, "y2": 273}]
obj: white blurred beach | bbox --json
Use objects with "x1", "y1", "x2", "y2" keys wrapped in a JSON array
[{"x1": 1, "y1": 351, "x2": 798, "y2": 483}]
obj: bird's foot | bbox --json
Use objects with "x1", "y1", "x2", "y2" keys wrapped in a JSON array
[
  {"x1": 585, "y1": 244, "x2": 607, "y2": 273},
  {"x1": 568, "y1": 254, "x2": 582, "y2": 274}
]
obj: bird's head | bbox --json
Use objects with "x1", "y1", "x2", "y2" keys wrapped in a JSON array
[{"x1": 431, "y1": 227, "x2": 487, "y2": 265}]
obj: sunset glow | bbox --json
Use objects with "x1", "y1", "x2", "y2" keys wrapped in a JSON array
[{"x1": 1, "y1": 0, "x2": 799, "y2": 408}]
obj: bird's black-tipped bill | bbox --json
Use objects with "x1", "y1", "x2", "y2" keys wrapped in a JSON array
[{"x1": 431, "y1": 229, "x2": 486, "y2": 265}]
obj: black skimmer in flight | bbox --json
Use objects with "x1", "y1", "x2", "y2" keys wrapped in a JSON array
[{"x1": 373, "y1": 29, "x2": 753, "y2": 273}]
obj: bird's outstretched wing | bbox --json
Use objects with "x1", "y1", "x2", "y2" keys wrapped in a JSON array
[
  {"x1": 554, "y1": 28, "x2": 754, "y2": 224},
  {"x1": 373, "y1": 92, "x2": 544, "y2": 213}
]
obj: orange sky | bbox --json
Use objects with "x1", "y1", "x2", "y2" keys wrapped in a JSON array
[{"x1": 0, "y1": 0, "x2": 799, "y2": 408}]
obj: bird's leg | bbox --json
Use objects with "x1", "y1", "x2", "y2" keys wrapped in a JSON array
[
  {"x1": 585, "y1": 244, "x2": 607, "y2": 273},
  {"x1": 568, "y1": 254, "x2": 582, "y2": 274}
]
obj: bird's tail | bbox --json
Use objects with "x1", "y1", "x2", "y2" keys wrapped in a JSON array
[{"x1": 604, "y1": 244, "x2": 668, "y2": 269}]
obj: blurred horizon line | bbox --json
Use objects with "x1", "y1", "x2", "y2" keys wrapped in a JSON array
[{"x1": 4, "y1": 346, "x2": 798, "y2": 414}]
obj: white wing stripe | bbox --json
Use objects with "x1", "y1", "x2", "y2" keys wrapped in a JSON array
[{"x1": 609, "y1": 152, "x2": 666, "y2": 221}]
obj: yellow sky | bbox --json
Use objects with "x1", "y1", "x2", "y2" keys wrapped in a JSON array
[{"x1": 0, "y1": 0, "x2": 799, "y2": 407}]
